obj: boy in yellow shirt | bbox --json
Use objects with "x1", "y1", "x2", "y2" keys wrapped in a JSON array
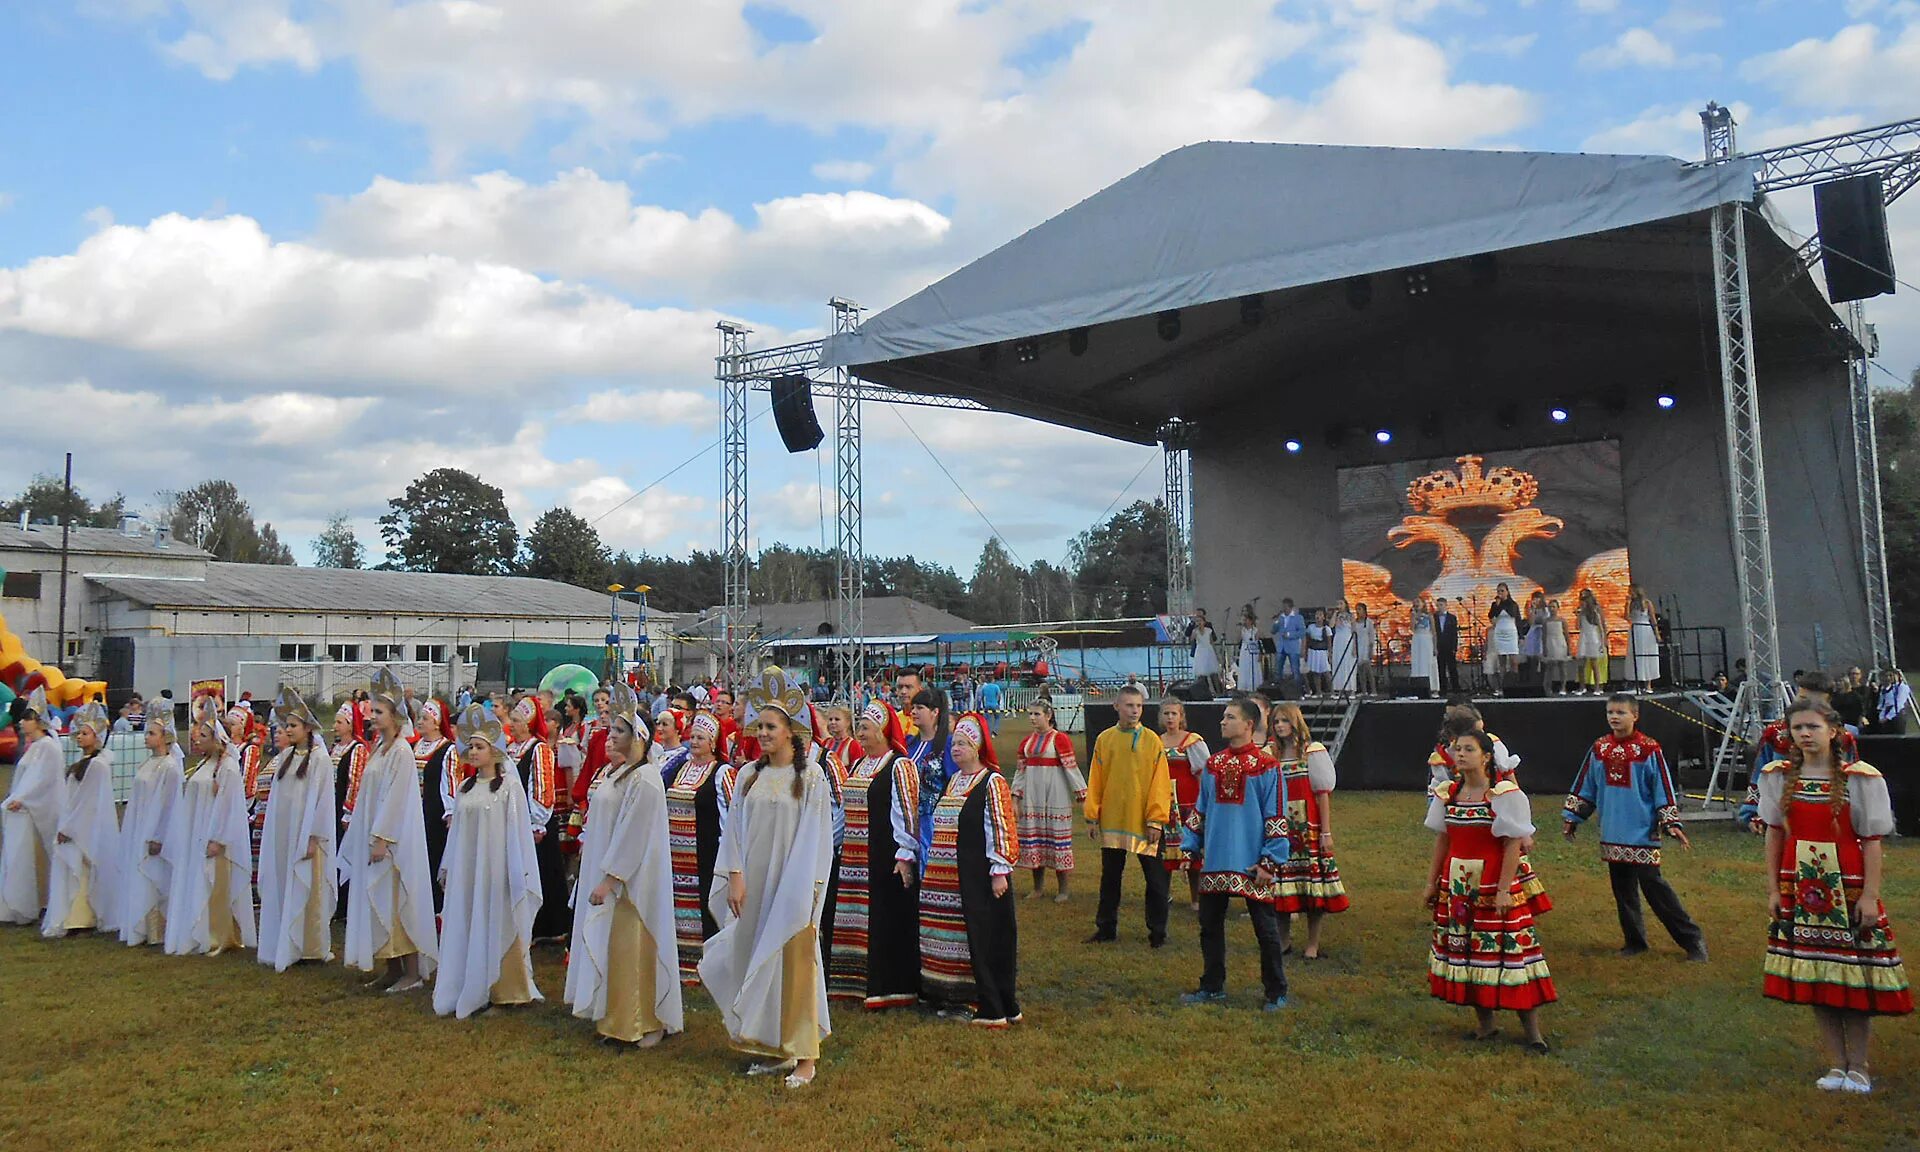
[{"x1": 1084, "y1": 683, "x2": 1172, "y2": 947}]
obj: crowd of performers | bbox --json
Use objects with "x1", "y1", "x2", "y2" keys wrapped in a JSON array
[{"x1": 0, "y1": 666, "x2": 1909, "y2": 1094}]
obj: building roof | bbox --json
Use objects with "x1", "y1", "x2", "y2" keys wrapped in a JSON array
[
  {"x1": 683, "y1": 596, "x2": 976, "y2": 641},
  {"x1": 89, "y1": 562, "x2": 671, "y2": 621},
  {"x1": 0, "y1": 523, "x2": 211, "y2": 561}
]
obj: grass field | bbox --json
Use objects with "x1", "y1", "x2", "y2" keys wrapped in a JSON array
[{"x1": 3, "y1": 734, "x2": 1918, "y2": 1151}]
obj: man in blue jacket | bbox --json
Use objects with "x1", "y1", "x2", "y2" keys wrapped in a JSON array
[{"x1": 1272, "y1": 600, "x2": 1305, "y2": 691}]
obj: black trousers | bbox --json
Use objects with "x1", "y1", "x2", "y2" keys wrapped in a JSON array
[
  {"x1": 1198, "y1": 892, "x2": 1289, "y2": 1001},
  {"x1": 1608, "y1": 861, "x2": 1703, "y2": 951},
  {"x1": 1438, "y1": 651, "x2": 1459, "y2": 693},
  {"x1": 1095, "y1": 847, "x2": 1169, "y2": 943}
]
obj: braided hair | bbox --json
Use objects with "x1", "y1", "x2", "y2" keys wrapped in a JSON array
[
  {"x1": 1781, "y1": 698, "x2": 1848, "y2": 819},
  {"x1": 277, "y1": 721, "x2": 317, "y2": 780}
]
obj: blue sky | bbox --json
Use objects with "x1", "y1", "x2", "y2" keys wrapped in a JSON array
[{"x1": 2, "y1": 1, "x2": 1917, "y2": 584}]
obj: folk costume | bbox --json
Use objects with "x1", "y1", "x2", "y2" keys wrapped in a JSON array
[
  {"x1": 1740, "y1": 720, "x2": 1860, "y2": 833},
  {"x1": 698, "y1": 673, "x2": 837, "y2": 1068},
  {"x1": 1757, "y1": 759, "x2": 1911, "y2": 1015},
  {"x1": 1180, "y1": 741, "x2": 1291, "y2": 1005},
  {"x1": 341, "y1": 670, "x2": 438, "y2": 978},
  {"x1": 256, "y1": 688, "x2": 337, "y2": 970},
  {"x1": 231, "y1": 705, "x2": 270, "y2": 913},
  {"x1": 664, "y1": 712, "x2": 741, "y2": 984},
  {"x1": 567, "y1": 689, "x2": 683, "y2": 1044},
  {"x1": 119, "y1": 708, "x2": 185, "y2": 946},
  {"x1": 506, "y1": 697, "x2": 571, "y2": 942},
  {"x1": 827, "y1": 701, "x2": 920, "y2": 1010},
  {"x1": 163, "y1": 701, "x2": 256, "y2": 955},
  {"x1": 332, "y1": 703, "x2": 370, "y2": 922},
  {"x1": 0, "y1": 689, "x2": 64, "y2": 924},
  {"x1": 44, "y1": 702, "x2": 123, "y2": 937},
  {"x1": 1085, "y1": 718, "x2": 1172, "y2": 944},
  {"x1": 1158, "y1": 729, "x2": 1208, "y2": 875},
  {"x1": 1426, "y1": 778, "x2": 1556, "y2": 1010},
  {"x1": 436, "y1": 705, "x2": 543, "y2": 1020},
  {"x1": 919, "y1": 714, "x2": 1020, "y2": 1026},
  {"x1": 1429, "y1": 734, "x2": 1549, "y2": 912},
  {"x1": 414, "y1": 699, "x2": 457, "y2": 913},
  {"x1": 1012, "y1": 724, "x2": 1086, "y2": 875},
  {"x1": 1564, "y1": 729, "x2": 1704, "y2": 957},
  {"x1": 1270, "y1": 741, "x2": 1348, "y2": 916},
  {"x1": 905, "y1": 727, "x2": 956, "y2": 866}
]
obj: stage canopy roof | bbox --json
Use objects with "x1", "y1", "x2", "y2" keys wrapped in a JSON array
[{"x1": 821, "y1": 141, "x2": 1841, "y2": 444}]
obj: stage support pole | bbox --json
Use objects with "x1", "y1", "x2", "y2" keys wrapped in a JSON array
[
  {"x1": 830, "y1": 298, "x2": 866, "y2": 702},
  {"x1": 1848, "y1": 301, "x2": 1897, "y2": 670},
  {"x1": 717, "y1": 321, "x2": 751, "y2": 688},
  {"x1": 1703, "y1": 103, "x2": 1785, "y2": 718},
  {"x1": 1160, "y1": 419, "x2": 1194, "y2": 683}
]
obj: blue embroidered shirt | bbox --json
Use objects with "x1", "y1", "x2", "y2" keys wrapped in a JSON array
[
  {"x1": 1181, "y1": 743, "x2": 1290, "y2": 898},
  {"x1": 1563, "y1": 730, "x2": 1684, "y2": 865}
]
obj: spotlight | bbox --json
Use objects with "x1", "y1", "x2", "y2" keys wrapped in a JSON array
[
  {"x1": 1239, "y1": 294, "x2": 1265, "y2": 327},
  {"x1": 1549, "y1": 404, "x2": 1570, "y2": 424},
  {"x1": 1156, "y1": 310, "x2": 1181, "y2": 342},
  {"x1": 1496, "y1": 402, "x2": 1519, "y2": 430},
  {"x1": 1014, "y1": 338, "x2": 1039, "y2": 364},
  {"x1": 1284, "y1": 438, "x2": 1303, "y2": 454},
  {"x1": 1656, "y1": 393, "x2": 1676, "y2": 410},
  {"x1": 1068, "y1": 328, "x2": 1089, "y2": 357},
  {"x1": 1374, "y1": 428, "x2": 1393, "y2": 445},
  {"x1": 1345, "y1": 276, "x2": 1373, "y2": 311}
]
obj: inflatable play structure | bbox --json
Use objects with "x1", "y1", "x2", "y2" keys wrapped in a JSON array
[{"x1": 0, "y1": 565, "x2": 107, "y2": 760}]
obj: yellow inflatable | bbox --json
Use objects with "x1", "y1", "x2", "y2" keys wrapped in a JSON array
[{"x1": 0, "y1": 570, "x2": 107, "y2": 707}]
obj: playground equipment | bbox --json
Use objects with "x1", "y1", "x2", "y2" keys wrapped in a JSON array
[{"x1": 0, "y1": 565, "x2": 107, "y2": 749}]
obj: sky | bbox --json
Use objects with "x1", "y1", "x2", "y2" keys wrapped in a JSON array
[{"x1": 2, "y1": 0, "x2": 1918, "y2": 581}]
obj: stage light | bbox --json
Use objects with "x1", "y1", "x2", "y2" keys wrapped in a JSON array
[
  {"x1": 1156, "y1": 310, "x2": 1182, "y2": 342},
  {"x1": 1374, "y1": 428, "x2": 1393, "y2": 445},
  {"x1": 1014, "y1": 338, "x2": 1040, "y2": 364},
  {"x1": 1345, "y1": 276, "x2": 1373, "y2": 310},
  {"x1": 1068, "y1": 328, "x2": 1089, "y2": 357},
  {"x1": 1656, "y1": 393, "x2": 1676, "y2": 410},
  {"x1": 1549, "y1": 405, "x2": 1570, "y2": 423},
  {"x1": 1284, "y1": 439, "x2": 1303, "y2": 454},
  {"x1": 1240, "y1": 294, "x2": 1264, "y2": 327}
]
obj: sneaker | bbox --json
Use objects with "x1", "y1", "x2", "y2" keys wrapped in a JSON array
[
  {"x1": 1262, "y1": 997, "x2": 1288, "y2": 1012},
  {"x1": 1179, "y1": 990, "x2": 1228, "y2": 1007},
  {"x1": 1815, "y1": 1068, "x2": 1851, "y2": 1091},
  {"x1": 1685, "y1": 945, "x2": 1710, "y2": 964},
  {"x1": 1843, "y1": 1071, "x2": 1873, "y2": 1094}
]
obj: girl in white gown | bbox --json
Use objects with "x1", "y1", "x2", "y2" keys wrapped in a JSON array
[
  {"x1": 1, "y1": 688, "x2": 64, "y2": 924},
  {"x1": 120, "y1": 708, "x2": 184, "y2": 946},
  {"x1": 1409, "y1": 600, "x2": 1440, "y2": 697},
  {"x1": 1236, "y1": 608, "x2": 1261, "y2": 693},
  {"x1": 44, "y1": 701, "x2": 123, "y2": 937},
  {"x1": 256, "y1": 687, "x2": 338, "y2": 970},
  {"x1": 1628, "y1": 584, "x2": 1660, "y2": 692},
  {"x1": 1189, "y1": 609, "x2": 1222, "y2": 695},
  {"x1": 163, "y1": 699, "x2": 256, "y2": 956},
  {"x1": 435, "y1": 704, "x2": 542, "y2": 1019},
  {"x1": 342, "y1": 668, "x2": 439, "y2": 992},
  {"x1": 1330, "y1": 603, "x2": 1358, "y2": 698}
]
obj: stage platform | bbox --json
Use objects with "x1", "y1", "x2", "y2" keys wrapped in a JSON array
[{"x1": 1082, "y1": 695, "x2": 1920, "y2": 832}]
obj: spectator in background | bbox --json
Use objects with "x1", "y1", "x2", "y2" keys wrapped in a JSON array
[
  {"x1": 112, "y1": 696, "x2": 146, "y2": 734},
  {"x1": 1833, "y1": 671, "x2": 1867, "y2": 731},
  {"x1": 1730, "y1": 659, "x2": 1749, "y2": 696},
  {"x1": 1709, "y1": 671, "x2": 1731, "y2": 701},
  {"x1": 978, "y1": 675, "x2": 1004, "y2": 736},
  {"x1": 1878, "y1": 670, "x2": 1912, "y2": 734}
]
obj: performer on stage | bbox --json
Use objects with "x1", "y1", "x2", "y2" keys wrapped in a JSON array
[
  {"x1": 1156, "y1": 698, "x2": 1207, "y2": 911},
  {"x1": 1303, "y1": 609, "x2": 1332, "y2": 697},
  {"x1": 827, "y1": 700, "x2": 920, "y2": 1010},
  {"x1": 1084, "y1": 683, "x2": 1172, "y2": 948},
  {"x1": 1541, "y1": 599, "x2": 1572, "y2": 695},
  {"x1": 119, "y1": 707, "x2": 183, "y2": 946},
  {"x1": 1424, "y1": 729, "x2": 1554, "y2": 1051},
  {"x1": 1575, "y1": 588, "x2": 1607, "y2": 695},
  {"x1": 699, "y1": 686, "x2": 836, "y2": 1090},
  {"x1": 44, "y1": 701, "x2": 122, "y2": 937},
  {"x1": 1011, "y1": 700, "x2": 1085, "y2": 902},
  {"x1": 1330, "y1": 601, "x2": 1358, "y2": 699},
  {"x1": 1235, "y1": 607, "x2": 1261, "y2": 694},
  {"x1": 1563, "y1": 695, "x2": 1706, "y2": 962},
  {"x1": 1178, "y1": 696, "x2": 1290, "y2": 1011},
  {"x1": 342, "y1": 670, "x2": 438, "y2": 992},
  {"x1": 1409, "y1": 596, "x2": 1440, "y2": 698},
  {"x1": 1739, "y1": 671, "x2": 1860, "y2": 834},
  {"x1": 435, "y1": 704, "x2": 542, "y2": 1020},
  {"x1": 569, "y1": 687, "x2": 682, "y2": 1047},
  {"x1": 257, "y1": 688, "x2": 337, "y2": 970},
  {"x1": 1273, "y1": 601, "x2": 1305, "y2": 691},
  {"x1": 413, "y1": 698, "x2": 457, "y2": 911},
  {"x1": 1266, "y1": 703, "x2": 1348, "y2": 959},
  {"x1": 505, "y1": 696, "x2": 570, "y2": 945},
  {"x1": 1487, "y1": 583, "x2": 1523, "y2": 696},
  {"x1": 919, "y1": 713, "x2": 1020, "y2": 1026},
  {"x1": 1354, "y1": 602, "x2": 1379, "y2": 698},
  {"x1": 1, "y1": 688, "x2": 64, "y2": 925},
  {"x1": 1757, "y1": 699, "x2": 1910, "y2": 1093},
  {"x1": 164, "y1": 700, "x2": 256, "y2": 956},
  {"x1": 1627, "y1": 584, "x2": 1659, "y2": 693}
]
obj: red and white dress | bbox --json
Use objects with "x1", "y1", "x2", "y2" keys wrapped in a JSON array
[
  {"x1": 1161, "y1": 731, "x2": 1208, "y2": 872},
  {"x1": 1429, "y1": 737, "x2": 1550, "y2": 913},
  {"x1": 1757, "y1": 760, "x2": 1912, "y2": 1015},
  {"x1": 1271, "y1": 741, "x2": 1349, "y2": 914},
  {"x1": 1011, "y1": 728, "x2": 1085, "y2": 873},
  {"x1": 1425, "y1": 779, "x2": 1556, "y2": 1010}
]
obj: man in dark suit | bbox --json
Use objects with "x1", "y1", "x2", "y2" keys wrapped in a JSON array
[{"x1": 1435, "y1": 597, "x2": 1461, "y2": 693}]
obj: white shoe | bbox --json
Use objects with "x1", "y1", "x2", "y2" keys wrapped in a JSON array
[
  {"x1": 746, "y1": 1058, "x2": 797, "y2": 1077},
  {"x1": 1815, "y1": 1068, "x2": 1850, "y2": 1091},
  {"x1": 1843, "y1": 1070, "x2": 1873, "y2": 1094}
]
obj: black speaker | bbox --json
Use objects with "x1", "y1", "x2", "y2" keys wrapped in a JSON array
[
  {"x1": 98, "y1": 636, "x2": 135, "y2": 712},
  {"x1": 1814, "y1": 175, "x2": 1896, "y2": 304},
  {"x1": 769, "y1": 374, "x2": 826, "y2": 453}
]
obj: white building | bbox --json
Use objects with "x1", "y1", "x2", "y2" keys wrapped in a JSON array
[{"x1": 0, "y1": 520, "x2": 209, "y2": 666}]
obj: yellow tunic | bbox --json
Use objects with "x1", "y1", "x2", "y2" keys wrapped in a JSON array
[{"x1": 1084, "y1": 724, "x2": 1171, "y2": 856}]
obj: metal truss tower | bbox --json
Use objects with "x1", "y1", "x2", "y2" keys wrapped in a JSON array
[
  {"x1": 1849, "y1": 303, "x2": 1897, "y2": 669},
  {"x1": 1160, "y1": 420, "x2": 1195, "y2": 679},
  {"x1": 717, "y1": 321, "x2": 751, "y2": 687},
  {"x1": 830, "y1": 298, "x2": 866, "y2": 701}
]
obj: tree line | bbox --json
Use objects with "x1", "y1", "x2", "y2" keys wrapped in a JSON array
[{"x1": 3, "y1": 476, "x2": 295, "y2": 565}]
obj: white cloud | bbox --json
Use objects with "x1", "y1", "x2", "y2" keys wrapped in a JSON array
[
  {"x1": 1581, "y1": 102, "x2": 1735, "y2": 156},
  {"x1": 1580, "y1": 27, "x2": 1717, "y2": 70},
  {"x1": 811, "y1": 160, "x2": 876, "y2": 185},
  {"x1": 562, "y1": 389, "x2": 714, "y2": 429},
  {"x1": 566, "y1": 475, "x2": 710, "y2": 553},
  {"x1": 1743, "y1": 22, "x2": 1920, "y2": 113},
  {"x1": 161, "y1": 1, "x2": 320, "y2": 80}
]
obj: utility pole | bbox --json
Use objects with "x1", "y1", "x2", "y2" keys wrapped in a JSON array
[{"x1": 56, "y1": 452, "x2": 73, "y2": 668}]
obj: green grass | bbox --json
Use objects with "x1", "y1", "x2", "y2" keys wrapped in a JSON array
[{"x1": 3, "y1": 764, "x2": 1918, "y2": 1150}]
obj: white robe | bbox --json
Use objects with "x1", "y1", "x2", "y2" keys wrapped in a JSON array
[
  {"x1": 162, "y1": 749, "x2": 258, "y2": 955},
  {"x1": 434, "y1": 772, "x2": 542, "y2": 1018},
  {"x1": 341, "y1": 738, "x2": 439, "y2": 975},
  {"x1": 567, "y1": 760, "x2": 683, "y2": 1034},
  {"x1": 119, "y1": 750, "x2": 185, "y2": 945},
  {"x1": 699, "y1": 755, "x2": 835, "y2": 1056},
  {"x1": 256, "y1": 741, "x2": 339, "y2": 970},
  {"x1": 0, "y1": 734, "x2": 65, "y2": 923},
  {"x1": 44, "y1": 752, "x2": 124, "y2": 937}
]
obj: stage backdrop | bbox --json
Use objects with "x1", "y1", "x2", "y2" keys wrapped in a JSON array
[{"x1": 1339, "y1": 441, "x2": 1632, "y2": 665}]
